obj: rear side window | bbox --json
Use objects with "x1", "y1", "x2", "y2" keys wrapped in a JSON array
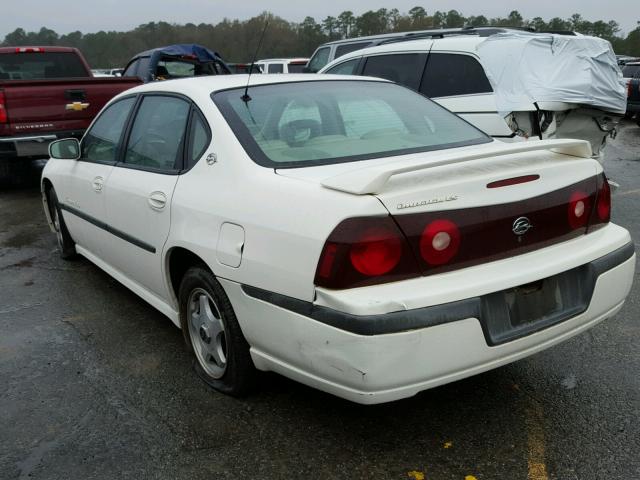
[
  {"x1": 268, "y1": 63, "x2": 284, "y2": 74},
  {"x1": 420, "y1": 53, "x2": 493, "y2": 98},
  {"x1": 187, "y1": 110, "x2": 211, "y2": 169},
  {"x1": 325, "y1": 58, "x2": 360, "y2": 75},
  {"x1": 0, "y1": 52, "x2": 88, "y2": 80},
  {"x1": 307, "y1": 47, "x2": 330, "y2": 73},
  {"x1": 82, "y1": 97, "x2": 136, "y2": 163},
  {"x1": 335, "y1": 42, "x2": 372, "y2": 59},
  {"x1": 123, "y1": 59, "x2": 139, "y2": 77},
  {"x1": 362, "y1": 54, "x2": 425, "y2": 90},
  {"x1": 124, "y1": 96, "x2": 190, "y2": 171},
  {"x1": 622, "y1": 65, "x2": 640, "y2": 78}
]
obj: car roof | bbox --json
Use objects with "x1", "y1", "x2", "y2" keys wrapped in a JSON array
[
  {"x1": 257, "y1": 58, "x2": 309, "y2": 63},
  {"x1": 116, "y1": 74, "x2": 390, "y2": 98},
  {"x1": 625, "y1": 62, "x2": 640, "y2": 66},
  {"x1": 320, "y1": 35, "x2": 486, "y2": 70}
]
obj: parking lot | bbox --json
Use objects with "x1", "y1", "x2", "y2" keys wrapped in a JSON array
[{"x1": 0, "y1": 121, "x2": 638, "y2": 479}]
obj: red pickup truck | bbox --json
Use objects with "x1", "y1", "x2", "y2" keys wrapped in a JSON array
[{"x1": 0, "y1": 46, "x2": 141, "y2": 182}]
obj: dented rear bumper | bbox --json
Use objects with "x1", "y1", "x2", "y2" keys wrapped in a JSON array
[{"x1": 220, "y1": 226, "x2": 634, "y2": 404}]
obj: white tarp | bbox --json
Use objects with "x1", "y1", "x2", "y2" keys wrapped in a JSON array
[{"x1": 476, "y1": 32, "x2": 627, "y2": 115}]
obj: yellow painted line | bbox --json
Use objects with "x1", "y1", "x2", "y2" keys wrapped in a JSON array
[
  {"x1": 407, "y1": 471, "x2": 425, "y2": 480},
  {"x1": 525, "y1": 402, "x2": 549, "y2": 480}
]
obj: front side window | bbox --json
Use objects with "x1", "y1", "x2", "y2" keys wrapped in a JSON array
[
  {"x1": 268, "y1": 63, "x2": 284, "y2": 74},
  {"x1": 307, "y1": 47, "x2": 330, "y2": 73},
  {"x1": 325, "y1": 58, "x2": 360, "y2": 75},
  {"x1": 123, "y1": 96, "x2": 190, "y2": 170},
  {"x1": 421, "y1": 53, "x2": 493, "y2": 98},
  {"x1": 213, "y1": 80, "x2": 490, "y2": 168},
  {"x1": 361, "y1": 53, "x2": 425, "y2": 90},
  {"x1": 82, "y1": 97, "x2": 136, "y2": 163}
]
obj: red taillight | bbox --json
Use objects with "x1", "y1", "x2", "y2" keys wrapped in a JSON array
[
  {"x1": 314, "y1": 216, "x2": 419, "y2": 289},
  {"x1": 0, "y1": 91, "x2": 6, "y2": 124},
  {"x1": 420, "y1": 219, "x2": 461, "y2": 265},
  {"x1": 350, "y1": 226, "x2": 402, "y2": 276},
  {"x1": 596, "y1": 176, "x2": 611, "y2": 223},
  {"x1": 568, "y1": 191, "x2": 590, "y2": 229}
]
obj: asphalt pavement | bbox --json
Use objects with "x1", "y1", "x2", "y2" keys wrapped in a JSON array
[{"x1": 1, "y1": 121, "x2": 639, "y2": 479}]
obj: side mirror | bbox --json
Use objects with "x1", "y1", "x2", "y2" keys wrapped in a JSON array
[{"x1": 49, "y1": 138, "x2": 81, "y2": 160}]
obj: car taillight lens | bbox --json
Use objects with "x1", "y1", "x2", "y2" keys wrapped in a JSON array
[
  {"x1": 567, "y1": 190, "x2": 591, "y2": 229},
  {"x1": 0, "y1": 91, "x2": 6, "y2": 124},
  {"x1": 588, "y1": 173, "x2": 611, "y2": 231},
  {"x1": 349, "y1": 226, "x2": 403, "y2": 276},
  {"x1": 420, "y1": 219, "x2": 461, "y2": 265},
  {"x1": 314, "y1": 216, "x2": 419, "y2": 289}
]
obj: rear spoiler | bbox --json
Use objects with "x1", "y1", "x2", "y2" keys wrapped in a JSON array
[{"x1": 321, "y1": 139, "x2": 592, "y2": 195}]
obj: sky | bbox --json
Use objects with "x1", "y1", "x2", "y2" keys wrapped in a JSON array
[{"x1": 3, "y1": 0, "x2": 638, "y2": 38}]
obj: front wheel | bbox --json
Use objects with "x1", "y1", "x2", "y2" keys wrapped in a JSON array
[
  {"x1": 48, "y1": 188, "x2": 77, "y2": 260},
  {"x1": 179, "y1": 266, "x2": 256, "y2": 396}
]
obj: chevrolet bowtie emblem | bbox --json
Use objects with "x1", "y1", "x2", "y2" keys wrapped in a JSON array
[{"x1": 65, "y1": 102, "x2": 90, "y2": 111}]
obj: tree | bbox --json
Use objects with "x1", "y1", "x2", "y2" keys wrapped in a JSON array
[
  {"x1": 507, "y1": 10, "x2": 524, "y2": 27},
  {"x1": 444, "y1": 10, "x2": 465, "y2": 28},
  {"x1": 337, "y1": 11, "x2": 355, "y2": 38},
  {"x1": 322, "y1": 16, "x2": 339, "y2": 39}
]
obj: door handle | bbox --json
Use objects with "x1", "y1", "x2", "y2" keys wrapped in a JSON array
[
  {"x1": 92, "y1": 176, "x2": 104, "y2": 192},
  {"x1": 148, "y1": 191, "x2": 167, "y2": 210}
]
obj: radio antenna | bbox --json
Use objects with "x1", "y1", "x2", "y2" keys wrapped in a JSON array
[{"x1": 242, "y1": 20, "x2": 269, "y2": 102}]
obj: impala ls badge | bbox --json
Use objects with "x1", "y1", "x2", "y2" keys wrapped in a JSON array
[{"x1": 512, "y1": 216, "x2": 533, "y2": 236}]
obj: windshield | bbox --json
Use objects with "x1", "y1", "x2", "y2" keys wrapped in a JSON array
[{"x1": 212, "y1": 80, "x2": 491, "y2": 168}]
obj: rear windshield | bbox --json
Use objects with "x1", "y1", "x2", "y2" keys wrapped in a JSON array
[
  {"x1": 0, "y1": 52, "x2": 88, "y2": 80},
  {"x1": 622, "y1": 64, "x2": 640, "y2": 78},
  {"x1": 155, "y1": 57, "x2": 227, "y2": 79},
  {"x1": 213, "y1": 80, "x2": 490, "y2": 168}
]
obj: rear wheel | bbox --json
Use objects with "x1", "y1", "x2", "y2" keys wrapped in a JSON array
[
  {"x1": 48, "y1": 188, "x2": 77, "y2": 259},
  {"x1": 179, "y1": 266, "x2": 256, "y2": 396}
]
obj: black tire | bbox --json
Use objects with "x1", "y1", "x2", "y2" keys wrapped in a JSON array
[
  {"x1": 179, "y1": 266, "x2": 256, "y2": 396},
  {"x1": 47, "y1": 188, "x2": 77, "y2": 260}
]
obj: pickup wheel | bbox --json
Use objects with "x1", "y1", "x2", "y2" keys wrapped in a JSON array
[
  {"x1": 48, "y1": 188, "x2": 77, "y2": 260},
  {"x1": 179, "y1": 267, "x2": 256, "y2": 396}
]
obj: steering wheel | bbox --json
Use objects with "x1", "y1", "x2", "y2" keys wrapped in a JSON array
[{"x1": 279, "y1": 119, "x2": 322, "y2": 146}]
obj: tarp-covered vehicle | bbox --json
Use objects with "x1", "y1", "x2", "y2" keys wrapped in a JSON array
[
  {"x1": 123, "y1": 44, "x2": 231, "y2": 83},
  {"x1": 320, "y1": 31, "x2": 626, "y2": 159}
]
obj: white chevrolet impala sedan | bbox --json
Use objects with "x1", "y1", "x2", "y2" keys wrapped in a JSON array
[{"x1": 41, "y1": 75, "x2": 635, "y2": 404}]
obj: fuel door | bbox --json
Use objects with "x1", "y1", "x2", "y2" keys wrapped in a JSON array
[{"x1": 217, "y1": 222, "x2": 245, "y2": 268}]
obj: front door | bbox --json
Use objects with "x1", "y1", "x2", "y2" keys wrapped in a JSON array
[{"x1": 61, "y1": 96, "x2": 137, "y2": 258}]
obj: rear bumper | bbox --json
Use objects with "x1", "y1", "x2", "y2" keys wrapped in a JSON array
[
  {"x1": 0, "y1": 130, "x2": 84, "y2": 160},
  {"x1": 221, "y1": 225, "x2": 635, "y2": 404}
]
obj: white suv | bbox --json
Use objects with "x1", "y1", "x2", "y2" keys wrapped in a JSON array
[
  {"x1": 320, "y1": 33, "x2": 626, "y2": 156},
  {"x1": 256, "y1": 58, "x2": 309, "y2": 74}
]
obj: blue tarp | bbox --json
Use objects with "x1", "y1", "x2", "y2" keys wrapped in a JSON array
[{"x1": 150, "y1": 44, "x2": 223, "y2": 62}]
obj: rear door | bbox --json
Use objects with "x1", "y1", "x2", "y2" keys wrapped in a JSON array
[
  {"x1": 102, "y1": 93, "x2": 191, "y2": 298},
  {"x1": 419, "y1": 52, "x2": 513, "y2": 138}
]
